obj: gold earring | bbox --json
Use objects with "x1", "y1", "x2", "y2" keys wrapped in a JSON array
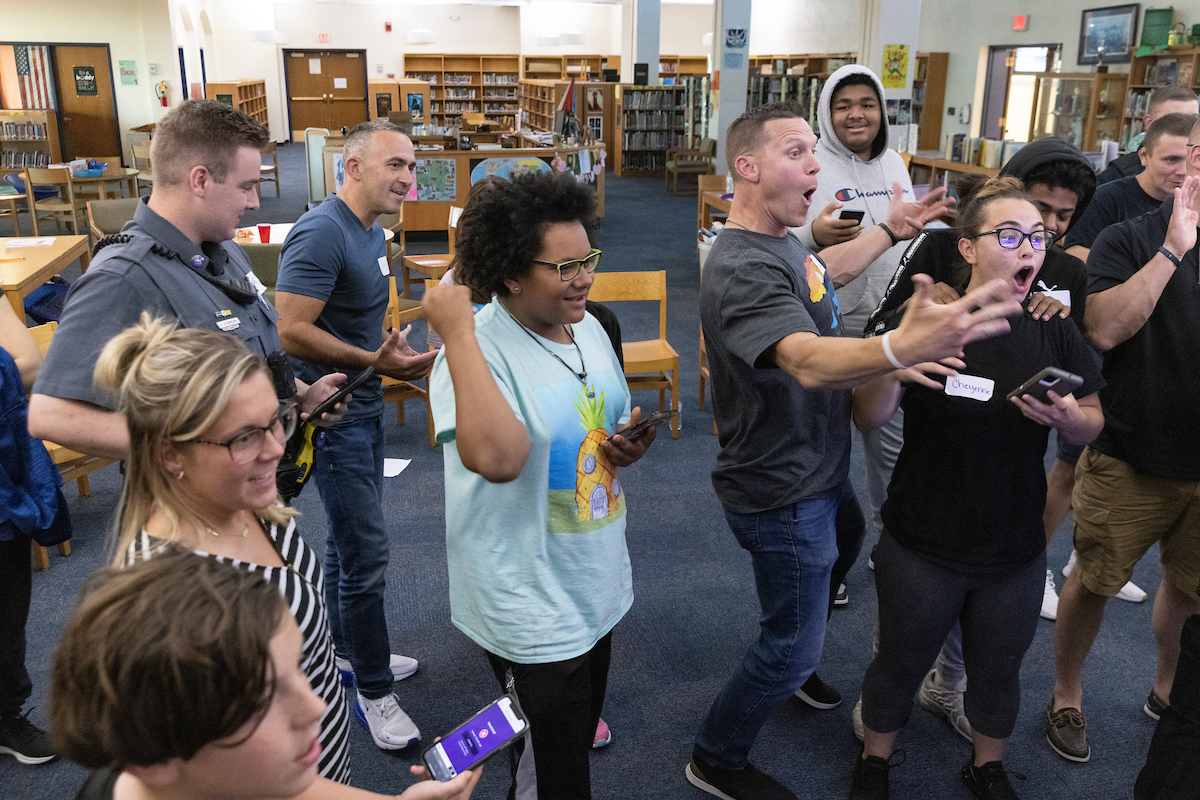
[{"x1": 512, "y1": 286, "x2": 520, "y2": 293}]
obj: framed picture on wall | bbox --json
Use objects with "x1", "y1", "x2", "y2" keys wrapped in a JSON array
[{"x1": 1078, "y1": 4, "x2": 1139, "y2": 65}]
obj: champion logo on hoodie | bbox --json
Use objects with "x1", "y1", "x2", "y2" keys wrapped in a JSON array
[{"x1": 834, "y1": 187, "x2": 894, "y2": 203}]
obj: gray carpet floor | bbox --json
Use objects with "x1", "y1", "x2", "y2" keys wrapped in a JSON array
[{"x1": 0, "y1": 143, "x2": 1166, "y2": 799}]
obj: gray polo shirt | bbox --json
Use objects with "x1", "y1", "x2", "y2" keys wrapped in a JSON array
[{"x1": 33, "y1": 198, "x2": 282, "y2": 409}]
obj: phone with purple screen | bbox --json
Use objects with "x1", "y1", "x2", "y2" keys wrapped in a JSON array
[{"x1": 421, "y1": 696, "x2": 527, "y2": 781}]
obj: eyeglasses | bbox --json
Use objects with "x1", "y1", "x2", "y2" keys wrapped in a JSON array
[
  {"x1": 191, "y1": 399, "x2": 299, "y2": 465},
  {"x1": 969, "y1": 228, "x2": 1053, "y2": 251},
  {"x1": 531, "y1": 249, "x2": 602, "y2": 281}
]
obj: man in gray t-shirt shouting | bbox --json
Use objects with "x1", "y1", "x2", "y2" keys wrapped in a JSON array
[{"x1": 685, "y1": 101, "x2": 1017, "y2": 800}]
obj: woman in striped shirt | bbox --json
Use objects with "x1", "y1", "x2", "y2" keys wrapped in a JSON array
[{"x1": 91, "y1": 313, "x2": 479, "y2": 800}]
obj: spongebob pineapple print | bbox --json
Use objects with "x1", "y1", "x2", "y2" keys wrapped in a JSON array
[{"x1": 574, "y1": 386, "x2": 620, "y2": 521}]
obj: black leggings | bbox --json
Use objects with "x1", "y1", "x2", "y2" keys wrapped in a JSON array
[
  {"x1": 829, "y1": 479, "x2": 867, "y2": 618},
  {"x1": 861, "y1": 531, "x2": 1044, "y2": 739}
]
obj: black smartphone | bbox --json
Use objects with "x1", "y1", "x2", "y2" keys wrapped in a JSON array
[
  {"x1": 421, "y1": 695, "x2": 528, "y2": 782},
  {"x1": 607, "y1": 410, "x2": 678, "y2": 442},
  {"x1": 837, "y1": 209, "x2": 865, "y2": 223},
  {"x1": 1005, "y1": 367, "x2": 1083, "y2": 404},
  {"x1": 306, "y1": 366, "x2": 374, "y2": 422}
]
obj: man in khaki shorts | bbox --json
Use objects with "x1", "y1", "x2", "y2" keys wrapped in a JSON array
[{"x1": 1046, "y1": 136, "x2": 1200, "y2": 764}]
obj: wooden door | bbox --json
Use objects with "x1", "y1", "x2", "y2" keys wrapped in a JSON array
[
  {"x1": 284, "y1": 50, "x2": 368, "y2": 140},
  {"x1": 53, "y1": 45, "x2": 121, "y2": 159}
]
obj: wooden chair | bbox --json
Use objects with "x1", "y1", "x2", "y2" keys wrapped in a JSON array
[
  {"x1": 131, "y1": 144, "x2": 154, "y2": 196},
  {"x1": 0, "y1": 187, "x2": 26, "y2": 236},
  {"x1": 258, "y1": 141, "x2": 280, "y2": 198},
  {"x1": 665, "y1": 137, "x2": 716, "y2": 196},
  {"x1": 399, "y1": 205, "x2": 462, "y2": 298},
  {"x1": 697, "y1": 243, "x2": 718, "y2": 435},
  {"x1": 28, "y1": 322, "x2": 117, "y2": 569},
  {"x1": 24, "y1": 167, "x2": 88, "y2": 236},
  {"x1": 588, "y1": 270, "x2": 680, "y2": 438},
  {"x1": 87, "y1": 197, "x2": 140, "y2": 242},
  {"x1": 697, "y1": 173, "x2": 728, "y2": 231},
  {"x1": 381, "y1": 276, "x2": 435, "y2": 446}
]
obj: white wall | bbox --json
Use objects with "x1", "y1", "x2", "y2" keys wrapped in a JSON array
[
  {"x1": 519, "y1": 2, "x2": 620, "y2": 55},
  {"x1": 748, "y1": 0, "x2": 865, "y2": 56},
  {"x1": 4, "y1": 0, "x2": 178, "y2": 161},
  {"x1": 661, "y1": 3, "x2": 715, "y2": 57}
]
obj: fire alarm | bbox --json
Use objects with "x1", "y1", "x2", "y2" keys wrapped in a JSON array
[
  {"x1": 1013, "y1": 15, "x2": 1029, "y2": 31},
  {"x1": 385, "y1": 22, "x2": 392, "y2": 32},
  {"x1": 317, "y1": 33, "x2": 330, "y2": 43}
]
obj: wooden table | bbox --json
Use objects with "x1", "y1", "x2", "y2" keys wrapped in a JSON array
[
  {"x1": 72, "y1": 167, "x2": 140, "y2": 199},
  {"x1": 907, "y1": 151, "x2": 999, "y2": 189},
  {"x1": 0, "y1": 236, "x2": 91, "y2": 316},
  {"x1": 700, "y1": 190, "x2": 732, "y2": 231}
]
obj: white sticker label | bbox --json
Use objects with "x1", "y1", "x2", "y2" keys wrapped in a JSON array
[
  {"x1": 216, "y1": 317, "x2": 241, "y2": 332},
  {"x1": 245, "y1": 270, "x2": 267, "y2": 296},
  {"x1": 378, "y1": 256, "x2": 390, "y2": 276},
  {"x1": 945, "y1": 374, "x2": 994, "y2": 401}
]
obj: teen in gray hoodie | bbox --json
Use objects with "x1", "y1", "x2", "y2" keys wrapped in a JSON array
[{"x1": 793, "y1": 64, "x2": 916, "y2": 336}]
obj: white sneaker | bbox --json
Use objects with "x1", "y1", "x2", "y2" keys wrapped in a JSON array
[
  {"x1": 918, "y1": 668, "x2": 972, "y2": 742},
  {"x1": 335, "y1": 654, "x2": 419, "y2": 686},
  {"x1": 852, "y1": 696, "x2": 864, "y2": 742},
  {"x1": 1062, "y1": 549, "x2": 1146, "y2": 603},
  {"x1": 1041, "y1": 569, "x2": 1059, "y2": 621},
  {"x1": 354, "y1": 692, "x2": 421, "y2": 750}
]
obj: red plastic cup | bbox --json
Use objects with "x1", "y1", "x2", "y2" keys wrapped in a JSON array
[{"x1": 257, "y1": 224, "x2": 271, "y2": 243}]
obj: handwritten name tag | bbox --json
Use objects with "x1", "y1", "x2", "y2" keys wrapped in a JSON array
[
  {"x1": 378, "y1": 256, "x2": 390, "y2": 276},
  {"x1": 945, "y1": 374, "x2": 994, "y2": 401}
]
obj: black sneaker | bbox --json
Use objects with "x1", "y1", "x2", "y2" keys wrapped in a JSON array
[
  {"x1": 848, "y1": 755, "x2": 890, "y2": 800},
  {"x1": 961, "y1": 760, "x2": 1023, "y2": 800},
  {"x1": 795, "y1": 672, "x2": 842, "y2": 709},
  {"x1": 834, "y1": 583, "x2": 849, "y2": 606},
  {"x1": 0, "y1": 710, "x2": 59, "y2": 765},
  {"x1": 685, "y1": 755, "x2": 798, "y2": 800}
]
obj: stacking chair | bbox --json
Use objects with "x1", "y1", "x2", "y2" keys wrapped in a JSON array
[
  {"x1": 24, "y1": 167, "x2": 88, "y2": 236},
  {"x1": 380, "y1": 275, "x2": 435, "y2": 446},
  {"x1": 588, "y1": 270, "x2": 680, "y2": 439},
  {"x1": 697, "y1": 173, "x2": 729, "y2": 232},
  {"x1": 28, "y1": 322, "x2": 117, "y2": 569},
  {"x1": 87, "y1": 197, "x2": 140, "y2": 243},
  {"x1": 131, "y1": 144, "x2": 154, "y2": 196},
  {"x1": 665, "y1": 137, "x2": 716, "y2": 196},
  {"x1": 399, "y1": 205, "x2": 463, "y2": 298},
  {"x1": 258, "y1": 141, "x2": 280, "y2": 197}
]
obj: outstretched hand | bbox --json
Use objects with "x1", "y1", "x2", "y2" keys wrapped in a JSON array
[
  {"x1": 889, "y1": 274, "x2": 1022, "y2": 366},
  {"x1": 884, "y1": 182, "x2": 955, "y2": 241},
  {"x1": 374, "y1": 324, "x2": 438, "y2": 381},
  {"x1": 896, "y1": 356, "x2": 965, "y2": 390}
]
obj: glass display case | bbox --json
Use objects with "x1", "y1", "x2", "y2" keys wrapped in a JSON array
[{"x1": 1029, "y1": 72, "x2": 1127, "y2": 152}]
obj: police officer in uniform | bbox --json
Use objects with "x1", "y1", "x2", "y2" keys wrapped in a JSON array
[{"x1": 29, "y1": 100, "x2": 341, "y2": 460}]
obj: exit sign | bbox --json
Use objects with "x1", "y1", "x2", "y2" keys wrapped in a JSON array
[
  {"x1": 317, "y1": 33, "x2": 331, "y2": 43},
  {"x1": 1013, "y1": 15, "x2": 1029, "y2": 31}
]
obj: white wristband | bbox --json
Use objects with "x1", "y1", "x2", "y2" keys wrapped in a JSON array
[{"x1": 881, "y1": 331, "x2": 907, "y2": 370}]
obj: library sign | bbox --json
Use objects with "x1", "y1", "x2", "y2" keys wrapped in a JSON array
[{"x1": 74, "y1": 66, "x2": 98, "y2": 96}]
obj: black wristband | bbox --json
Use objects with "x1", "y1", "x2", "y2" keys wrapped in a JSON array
[
  {"x1": 1158, "y1": 246, "x2": 1182, "y2": 268},
  {"x1": 878, "y1": 222, "x2": 900, "y2": 247}
]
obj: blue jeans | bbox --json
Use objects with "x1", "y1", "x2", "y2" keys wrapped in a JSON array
[
  {"x1": 314, "y1": 414, "x2": 394, "y2": 698},
  {"x1": 694, "y1": 487, "x2": 842, "y2": 769}
]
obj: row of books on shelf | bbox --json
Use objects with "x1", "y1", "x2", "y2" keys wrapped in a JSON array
[
  {"x1": 622, "y1": 131, "x2": 685, "y2": 150},
  {"x1": 942, "y1": 134, "x2": 1024, "y2": 168},
  {"x1": 1, "y1": 149, "x2": 51, "y2": 168},
  {"x1": 2, "y1": 122, "x2": 49, "y2": 141},
  {"x1": 484, "y1": 103, "x2": 516, "y2": 113},
  {"x1": 406, "y1": 73, "x2": 438, "y2": 83},
  {"x1": 482, "y1": 74, "x2": 519, "y2": 85},
  {"x1": 484, "y1": 89, "x2": 517, "y2": 100},
  {"x1": 623, "y1": 110, "x2": 685, "y2": 130},
  {"x1": 1121, "y1": 120, "x2": 1145, "y2": 150},
  {"x1": 444, "y1": 102, "x2": 479, "y2": 114},
  {"x1": 1142, "y1": 58, "x2": 1195, "y2": 88},
  {"x1": 622, "y1": 90, "x2": 682, "y2": 110},
  {"x1": 1125, "y1": 89, "x2": 1151, "y2": 118},
  {"x1": 444, "y1": 73, "x2": 476, "y2": 85},
  {"x1": 912, "y1": 85, "x2": 926, "y2": 104},
  {"x1": 621, "y1": 152, "x2": 668, "y2": 171},
  {"x1": 444, "y1": 89, "x2": 478, "y2": 99}
]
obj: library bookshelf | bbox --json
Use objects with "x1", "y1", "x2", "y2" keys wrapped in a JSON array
[
  {"x1": 205, "y1": 80, "x2": 269, "y2": 130},
  {"x1": 613, "y1": 84, "x2": 686, "y2": 176},
  {"x1": 521, "y1": 55, "x2": 620, "y2": 81},
  {"x1": 1122, "y1": 46, "x2": 1200, "y2": 149},
  {"x1": 659, "y1": 56, "x2": 708, "y2": 83},
  {"x1": 1, "y1": 109, "x2": 61, "y2": 175},
  {"x1": 403, "y1": 54, "x2": 521, "y2": 129},
  {"x1": 913, "y1": 53, "x2": 948, "y2": 152}
]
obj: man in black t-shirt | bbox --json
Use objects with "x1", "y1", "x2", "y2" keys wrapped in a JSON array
[
  {"x1": 1047, "y1": 129, "x2": 1200, "y2": 765},
  {"x1": 1065, "y1": 112, "x2": 1197, "y2": 262},
  {"x1": 1097, "y1": 84, "x2": 1198, "y2": 186}
]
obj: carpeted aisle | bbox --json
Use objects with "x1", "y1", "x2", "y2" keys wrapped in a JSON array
[{"x1": 1, "y1": 146, "x2": 1165, "y2": 799}]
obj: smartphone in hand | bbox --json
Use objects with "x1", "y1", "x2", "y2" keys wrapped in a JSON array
[
  {"x1": 1005, "y1": 367, "x2": 1083, "y2": 404},
  {"x1": 607, "y1": 410, "x2": 678, "y2": 442},
  {"x1": 421, "y1": 696, "x2": 527, "y2": 782}
]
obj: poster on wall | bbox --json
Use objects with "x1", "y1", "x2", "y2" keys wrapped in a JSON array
[
  {"x1": 586, "y1": 87, "x2": 603, "y2": 114},
  {"x1": 468, "y1": 156, "x2": 552, "y2": 185},
  {"x1": 73, "y1": 66, "x2": 98, "y2": 96},
  {"x1": 407, "y1": 93, "x2": 424, "y2": 118},
  {"x1": 587, "y1": 116, "x2": 603, "y2": 141},
  {"x1": 414, "y1": 158, "x2": 457, "y2": 201},
  {"x1": 118, "y1": 60, "x2": 138, "y2": 86},
  {"x1": 376, "y1": 93, "x2": 393, "y2": 119},
  {"x1": 881, "y1": 45, "x2": 909, "y2": 88}
]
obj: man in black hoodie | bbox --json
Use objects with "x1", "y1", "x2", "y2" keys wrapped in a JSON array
[{"x1": 859, "y1": 136, "x2": 1097, "y2": 742}]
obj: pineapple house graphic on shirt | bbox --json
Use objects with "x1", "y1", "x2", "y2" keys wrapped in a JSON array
[{"x1": 541, "y1": 379, "x2": 628, "y2": 531}]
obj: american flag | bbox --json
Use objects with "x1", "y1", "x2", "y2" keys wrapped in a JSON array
[{"x1": 15, "y1": 46, "x2": 55, "y2": 110}]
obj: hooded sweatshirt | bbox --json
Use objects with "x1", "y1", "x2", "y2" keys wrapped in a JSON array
[{"x1": 793, "y1": 64, "x2": 914, "y2": 336}]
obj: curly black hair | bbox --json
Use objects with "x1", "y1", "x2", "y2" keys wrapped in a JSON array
[{"x1": 454, "y1": 169, "x2": 597, "y2": 298}]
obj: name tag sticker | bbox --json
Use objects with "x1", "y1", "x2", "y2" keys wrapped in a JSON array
[
  {"x1": 217, "y1": 317, "x2": 242, "y2": 332},
  {"x1": 1043, "y1": 289, "x2": 1071, "y2": 308},
  {"x1": 378, "y1": 256, "x2": 390, "y2": 276},
  {"x1": 246, "y1": 271, "x2": 267, "y2": 295},
  {"x1": 945, "y1": 374, "x2": 994, "y2": 401}
]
